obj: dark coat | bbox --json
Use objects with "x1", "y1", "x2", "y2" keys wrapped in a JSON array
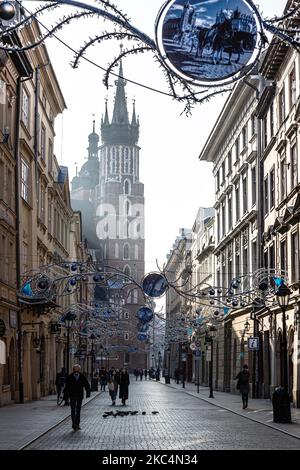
[
  {"x1": 119, "y1": 372, "x2": 130, "y2": 400},
  {"x1": 236, "y1": 370, "x2": 250, "y2": 394},
  {"x1": 64, "y1": 372, "x2": 91, "y2": 400}
]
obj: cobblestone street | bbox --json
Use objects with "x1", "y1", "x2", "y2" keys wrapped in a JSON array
[{"x1": 23, "y1": 380, "x2": 300, "y2": 450}]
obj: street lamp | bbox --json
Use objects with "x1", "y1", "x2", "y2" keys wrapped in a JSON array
[
  {"x1": 274, "y1": 283, "x2": 292, "y2": 423},
  {"x1": 62, "y1": 312, "x2": 76, "y2": 375},
  {"x1": 276, "y1": 284, "x2": 291, "y2": 392}
]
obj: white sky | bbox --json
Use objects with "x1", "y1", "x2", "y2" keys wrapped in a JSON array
[{"x1": 25, "y1": 0, "x2": 286, "y2": 275}]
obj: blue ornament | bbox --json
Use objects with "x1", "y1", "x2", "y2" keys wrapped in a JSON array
[
  {"x1": 21, "y1": 281, "x2": 33, "y2": 297},
  {"x1": 71, "y1": 263, "x2": 77, "y2": 271},
  {"x1": 70, "y1": 278, "x2": 77, "y2": 286},
  {"x1": 137, "y1": 332, "x2": 148, "y2": 342},
  {"x1": 142, "y1": 273, "x2": 168, "y2": 298},
  {"x1": 137, "y1": 307, "x2": 153, "y2": 323}
]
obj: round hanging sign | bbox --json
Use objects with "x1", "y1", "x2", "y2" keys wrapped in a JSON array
[
  {"x1": 137, "y1": 307, "x2": 154, "y2": 323},
  {"x1": 142, "y1": 272, "x2": 168, "y2": 298},
  {"x1": 155, "y1": 0, "x2": 263, "y2": 87}
]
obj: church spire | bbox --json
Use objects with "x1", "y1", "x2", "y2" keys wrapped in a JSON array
[
  {"x1": 103, "y1": 98, "x2": 110, "y2": 125},
  {"x1": 131, "y1": 99, "x2": 137, "y2": 126},
  {"x1": 88, "y1": 118, "x2": 99, "y2": 159},
  {"x1": 112, "y1": 46, "x2": 129, "y2": 125}
]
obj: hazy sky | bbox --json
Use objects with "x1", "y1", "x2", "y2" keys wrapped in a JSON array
[{"x1": 25, "y1": 0, "x2": 286, "y2": 275}]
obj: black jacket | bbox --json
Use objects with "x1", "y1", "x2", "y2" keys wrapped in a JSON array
[{"x1": 64, "y1": 373, "x2": 91, "y2": 400}]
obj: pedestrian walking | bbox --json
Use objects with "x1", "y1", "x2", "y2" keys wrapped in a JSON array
[
  {"x1": 236, "y1": 364, "x2": 250, "y2": 409},
  {"x1": 64, "y1": 364, "x2": 91, "y2": 430},
  {"x1": 140, "y1": 368, "x2": 144, "y2": 381},
  {"x1": 99, "y1": 367, "x2": 108, "y2": 391},
  {"x1": 55, "y1": 367, "x2": 68, "y2": 405},
  {"x1": 144, "y1": 369, "x2": 148, "y2": 380},
  {"x1": 119, "y1": 368, "x2": 130, "y2": 405},
  {"x1": 108, "y1": 370, "x2": 119, "y2": 405},
  {"x1": 134, "y1": 368, "x2": 139, "y2": 381}
]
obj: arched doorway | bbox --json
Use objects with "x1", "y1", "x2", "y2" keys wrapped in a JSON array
[{"x1": 288, "y1": 328, "x2": 294, "y2": 402}]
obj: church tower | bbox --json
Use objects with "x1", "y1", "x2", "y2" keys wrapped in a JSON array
[{"x1": 95, "y1": 59, "x2": 146, "y2": 370}]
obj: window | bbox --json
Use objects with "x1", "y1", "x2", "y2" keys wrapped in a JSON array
[
  {"x1": 48, "y1": 198, "x2": 52, "y2": 234},
  {"x1": 269, "y1": 244, "x2": 275, "y2": 271},
  {"x1": 21, "y1": 159, "x2": 30, "y2": 203},
  {"x1": 216, "y1": 171, "x2": 220, "y2": 191},
  {"x1": 48, "y1": 139, "x2": 53, "y2": 173},
  {"x1": 280, "y1": 155, "x2": 287, "y2": 200},
  {"x1": 235, "y1": 138, "x2": 240, "y2": 160},
  {"x1": 41, "y1": 124, "x2": 46, "y2": 160},
  {"x1": 6, "y1": 168, "x2": 12, "y2": 207},
  {"x1": 235, "y1": 252, "x2": 240, "y2": 278},
  {"x1": 228, "y1": 195, "x2": 232, "y2": 230},
  {"x1": 242, "y1": 126, "x2": 247, "y2": 149},
  {"x1": 124, "y1": 148, "x2": 130, "y2": 174},
  {"x1": 228, "y1": 151, "x2": 232, "y2": 174},
  {"x1": 235, "y1": 185, "x2": 240, "y2": 222},
  {"x1": 110, "y1": 148, "x2": 117, "y2": 174},
  {"x1": 124, "y1": 332, "x2": 129, "y2": 341},
  {"x1": 123, "y1": 244, "x2": 129, "y2": 260},
  {"x1": 262, "y1": 115, "x2": 268, "y2": 150},
  {"x1": 279, "y1": 88, "x2": 286, "y2": 126},
  {"x1": 124, "y1": 180, "x2": 130, "y2": 195},
  {"x1": 252, "y1": 241, "x2": 257, "y2": 272},
  {"x1": 270, "y1": 102, "x2": 275, "y2": 138},
  {"x1": 291, "y1": 231, "x2": 299, "y2": 283},
  {"x1": 270, "y1": 167, "x2": 275, "y2": 209},
  {"x1": 21, "y1": 88, "x2": 30, "y2": 128},
  {"x1": 242, "y1": 175, "x2": 247, "y2": 214},
  {"x1": 217, "y1": 212, "x2": 220, "y2": 242},
  {"x1": 251, "y1": 166, "x2": 256, "y2": 206},
  {"x1": 291, "y1": 144, "x2": 298, "y2": 189},
  {"x1": 243, "y1": 247, "x2": 248, "y2": 276},
  {"x1": 251, "y1": 114, "x2": 256, "y2": 136},
  {"x1": 115, "y1": 243, "x2": 119, "y2": 258},
  {"x1": 280, "y1": 239, "x2": 287, "y2": 272},
  {"x1": 134, "y1": 245, "x2": 139, "y2": 260},
  {"x1": 289, "y1": 66, "x2": 297, "y2": 108},
  {"x1": 39, "y1": 182, "x2": 45, "y2": 224},
  {"x1": 264, "y1": 176, "x2": 269, "y2": 216},
  {"x1": 124, "y1": 265, "x2": 131, "y2": 277},
  {"x1": 221, "y1": 201, "x2": 225, "y2": 237},
  {"x1": 222, "y1": 161, "x2": 225, "y2": 183}
]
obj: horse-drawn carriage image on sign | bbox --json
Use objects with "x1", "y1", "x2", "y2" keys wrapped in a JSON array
[{"x1": 156, "y1": 0, "x2": 262, "y2": 86}]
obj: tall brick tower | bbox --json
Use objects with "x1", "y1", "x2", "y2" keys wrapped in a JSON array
[{"x1": 72, "y1": 59, "x2": 147, "y2": 370}]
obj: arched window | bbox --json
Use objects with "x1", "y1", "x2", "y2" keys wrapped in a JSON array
[
  {"x1": 124, "y1": 180, "x2": 130, "y2": 195},
  {"x1": 124, "y1": 265, "x2": 131, "y2": 277},
  {"x1": 123, "y1": 243, "x2": 130, "y2": 260},
  {"x1": 133, "y1": 289, "x2": 138, "y2": 304},
  {"x1": 110, "y1": 147, "x2": 117, "y2": 174},
  {"x1": 136, "y1": 223, "x2": 141, "y2": 234},
  {"x1": 115, "y1": 243, "x2": 119, "y2": 259},
  {"x1": 124, "y1": 148, "x2": 130, "y2": 174},
  {"x1": 135, "y1": 245, "x2": 139, "y2": 260}
]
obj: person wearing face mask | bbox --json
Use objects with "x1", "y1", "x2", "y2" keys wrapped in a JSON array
[{"x1": 64, "y1": 364, "x2": 91, "y2": 430}]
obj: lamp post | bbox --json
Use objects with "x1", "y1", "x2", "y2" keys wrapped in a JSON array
[
  {"x1": 273, "y1": 283, "x2": 292, "y2": 423},
  {"x1": 276, "y1": 284, "x2": 291, "y2": 392},
  {"x1": 63, "y1": 312, "x2": 76, "y2": 375}
]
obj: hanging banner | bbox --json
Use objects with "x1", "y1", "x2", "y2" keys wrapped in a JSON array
[{"x1": 155, "y1": 0, "x2": 262, "y2": 87}]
